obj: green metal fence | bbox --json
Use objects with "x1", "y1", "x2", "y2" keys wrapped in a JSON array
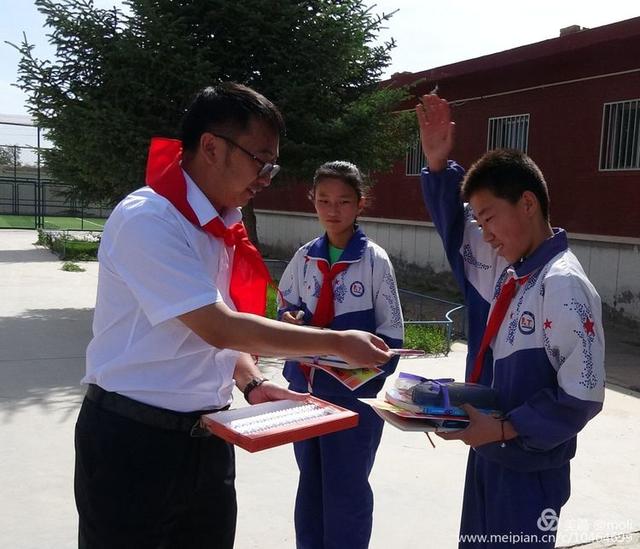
[{"x1": 0, "y1": 176, "x2": 111, "y2": 230}]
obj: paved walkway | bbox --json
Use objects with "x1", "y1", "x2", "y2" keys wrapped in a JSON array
[{"x1": 0, "y1": 230, "x2": 638, "y2": 548}]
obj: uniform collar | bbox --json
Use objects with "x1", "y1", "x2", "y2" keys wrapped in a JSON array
[
  {"x1": 183, "y1": 169, "x2": 242, "y2": 227},
  {"x1": 307, "y1": 226, "x2": 368, "y2": 264},
  {"x1": 513, "y1": 228, "x2": 568, "y2": 278}
]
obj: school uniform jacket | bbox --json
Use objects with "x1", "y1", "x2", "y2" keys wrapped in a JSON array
[
  {"x1": 278, "y1": 227, "x2": 403, "y2": 398},
  {"x1": 421, "y1": 162, "x2": 605, "y2": 472}
]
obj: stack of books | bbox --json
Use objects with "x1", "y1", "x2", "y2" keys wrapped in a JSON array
[{"x1": 361, "y1": 373, "x2": 502, "y2": 433}]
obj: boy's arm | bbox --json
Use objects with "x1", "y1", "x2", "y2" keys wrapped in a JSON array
[
  {"x1": 417, "y1": 95, "x2": 504, "y2": 300},
  {"x1": 417, "y1": 94, "x2": 466, "y2": 290},
  {"x1": 448, "y1": 277, "x2": 606, "y2": 471},
  {"x1": 506, "y1": 278, "x2": 605, "y2": 451}
]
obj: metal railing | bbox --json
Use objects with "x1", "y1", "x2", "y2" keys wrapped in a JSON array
[{"x1": 0, "y1": 177, "x2": 112, "y2": 230}]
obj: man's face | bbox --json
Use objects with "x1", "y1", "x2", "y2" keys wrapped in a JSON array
[
  {"x1": 214, "y1": 119, "x2": 279, "y2": 209},
  {"x1": 469, "y1": 188, "x2": 535, "y2": 264}
]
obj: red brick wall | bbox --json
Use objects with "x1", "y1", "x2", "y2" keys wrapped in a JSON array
[{"x1": 256, "y1": 18, "x2": 640, "y2": 238}]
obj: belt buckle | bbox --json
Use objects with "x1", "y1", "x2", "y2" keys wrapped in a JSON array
[{"x1": 190, "y1": 417, "x2": 212, "y2": 438}]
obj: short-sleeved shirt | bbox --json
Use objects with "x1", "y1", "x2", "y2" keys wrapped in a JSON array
[{"x1": 83, "y1": 171, "x2": 241, "y2": 412}]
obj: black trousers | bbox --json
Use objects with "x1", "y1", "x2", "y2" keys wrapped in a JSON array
[{"x1": 74, "y1": 397, "x2": 236, "y2": 549}]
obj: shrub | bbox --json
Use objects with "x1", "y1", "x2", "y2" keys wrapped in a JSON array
[
  {"x1": 403, "y1": 323, "x2": 450, "y2": 356},
  {"x1": 61, "y1": 261, "x2": 85, "y2": 272},
  {"x1": 36, "y1": 230, "x2": 100, "y2": 260}
]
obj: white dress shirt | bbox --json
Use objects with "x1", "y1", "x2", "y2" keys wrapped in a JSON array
[{"x1": 83, "y1": 171, "x2": 242, "y2": 411}]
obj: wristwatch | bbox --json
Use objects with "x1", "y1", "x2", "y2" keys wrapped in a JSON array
[{"x1": 243, "y1": 377, "x2": 267, "y2": 402}]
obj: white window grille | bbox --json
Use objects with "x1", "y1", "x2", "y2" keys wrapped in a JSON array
[
  {"x1": 599, "y1": 99, "x2": 640, "y2": 171},
  {"x1": 405, "y1": 138, "x2": 426, "y2": 176},
  {"x1": 487, "y1": 114, "x2": 529, "y2": 152}
]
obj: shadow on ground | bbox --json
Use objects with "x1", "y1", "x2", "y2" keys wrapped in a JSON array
[
  {"x1": 0, "y1": 248, "x2": 58, "y2": 263},
  {"x1": 0, "y1": 308, "x2": 93, "y2": 422},
  {"x1": 603, "y1": 318, "x2": 640, "y2": 395}
]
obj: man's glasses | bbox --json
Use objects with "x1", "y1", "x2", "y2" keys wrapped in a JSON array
[{"x1": 212, "y1": 133, "x2": 280, "y2": 179}]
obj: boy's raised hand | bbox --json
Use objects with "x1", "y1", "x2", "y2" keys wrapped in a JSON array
[{"x1": 415, "y1": 94, "x2": 455, "y2": 172}]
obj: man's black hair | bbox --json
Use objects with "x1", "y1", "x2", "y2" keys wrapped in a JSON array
[{"x1": 180, "y1": 82, "x2": 285, "y2": 152}]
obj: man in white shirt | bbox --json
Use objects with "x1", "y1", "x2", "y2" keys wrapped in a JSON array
[{"x1": 74, "y1": 82, "x2": 391, "y2": 549}]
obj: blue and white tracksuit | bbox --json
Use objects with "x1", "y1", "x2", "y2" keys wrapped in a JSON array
[
  {"x1": 278, "y1": 227, "x2": 403, "y2": 549},
  {"x1": 421, "y1": 162, "x2": 605, "y2": 548}
]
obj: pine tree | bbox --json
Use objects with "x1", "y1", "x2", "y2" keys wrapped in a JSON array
[{"x1": 11, "y1": 0, "x2": 414, "y2": 240}]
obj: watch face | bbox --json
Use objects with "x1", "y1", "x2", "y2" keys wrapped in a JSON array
[{"x1": 244, "y1": 377, "x2": 267, "y2": 400}]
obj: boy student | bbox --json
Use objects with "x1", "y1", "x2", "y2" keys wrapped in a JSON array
[
  {"x1": 74, "y1": 83, "x2": 392, "y2": 549},
  {"x1": 416, "y1": 93, "x2": 605, "y2": 547}
]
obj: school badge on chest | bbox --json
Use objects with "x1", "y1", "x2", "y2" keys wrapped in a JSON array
[
  {"x1": 518, "y1": 311, "x2": 536, "y2": 334},
  {"x1": 350, "y1": 281, "x2": 365, "y2": 297}
]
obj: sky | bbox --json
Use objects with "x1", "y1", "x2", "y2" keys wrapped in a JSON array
[{"x1": 1, "y1": 0, "x2": 638, "y2": 145}]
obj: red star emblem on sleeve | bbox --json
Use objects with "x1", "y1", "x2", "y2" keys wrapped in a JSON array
[
  {"x1": 544, "y1": 319, "x2": 552, "y2": 329},
  {"x1": 583, "y1": 318, "x2": 595, "y2": 336}
]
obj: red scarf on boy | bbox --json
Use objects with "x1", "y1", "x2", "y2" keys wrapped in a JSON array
[{"x1": 144, "y1": 137, "x2": 272, "y2": 316}]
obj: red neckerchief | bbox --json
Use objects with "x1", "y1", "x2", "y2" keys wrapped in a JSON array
[
  {"x1": 469, "y1": 274, "x2": 530, "y2": 383},
  {"x1": 145, "y1": 137, "x2": 272, "y2": 316},
  {"x1": 296, "y1": 256, "x2": 349, "y2": 385},
  {"x1": 310, "y1": 260, "x2": 349, "y2": 328}
]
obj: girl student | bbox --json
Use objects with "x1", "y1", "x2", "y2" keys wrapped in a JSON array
[{"x1": 278, "y1": 160, "x2": 404, "y2": 549}]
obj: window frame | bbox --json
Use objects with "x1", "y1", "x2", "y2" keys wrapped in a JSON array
[
  {"x1": 599, "y1": 98, "x2": 640, "y2": 172},
  {"x1": 486, "y1": 113, "x2": 530, "y2": 153},
  {"x1": 405, "y1": 137, "x2": 427, "y2": 176}
]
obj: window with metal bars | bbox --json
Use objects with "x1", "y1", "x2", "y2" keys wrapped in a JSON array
[
  {"x1": 599, "y1": 99, "x2": 640, "y2": 171},
  {"x1": 487, "y1": 114, "x2": 529, "y2": 152},
  {"x1": 405, "y1": 138, "x2": 426, "y2": 176}
]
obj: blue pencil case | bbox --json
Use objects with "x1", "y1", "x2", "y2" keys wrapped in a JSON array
[
  {"x1": 391, "y1": 373, "x2": 501, "y2": 417},
  {"x1": 412, "y1": 380, "x2": 498, "y2": 410}
]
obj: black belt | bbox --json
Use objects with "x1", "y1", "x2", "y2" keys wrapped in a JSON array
[{"x1": 85, "y1": 384, "x2": 228, "y2": 437}]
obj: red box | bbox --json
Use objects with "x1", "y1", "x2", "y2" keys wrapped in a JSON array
[{"x1": 201, "y1": 396, "x2": 359, "y2": 453}]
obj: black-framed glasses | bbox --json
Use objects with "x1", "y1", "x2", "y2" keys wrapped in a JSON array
[{"x1": 212, "y1": 133, "x2": 280, "y2": 179}]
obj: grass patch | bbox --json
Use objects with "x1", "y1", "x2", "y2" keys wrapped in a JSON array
[
  {"x1": 404, "y1": 323, "x2": 450, "y2": 355},
  {"x1": 61, "y1": 261, "x2": 86, "y2": 272},
  {"x1": 266, "y1": 284, "x2": 278, "y2": 319},
  {"x1": 0, "y1": 214, "x2": 107, "y2": 230}
]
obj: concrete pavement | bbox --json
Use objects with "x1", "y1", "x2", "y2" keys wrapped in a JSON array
[{"x1": 0, "y1": 229, "x2": 638, "y2": 548}]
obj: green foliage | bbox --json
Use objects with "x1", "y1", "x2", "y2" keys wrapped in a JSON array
[
  {"x1": 266, "y1": 284, "x2": 278, "y2": 320},
  {"x1": 404, "y1": 324, "x2": 450, "y2": 356},
  {"x1": 35, "y1": 228, "x2": 49, "y2": 246},
  {"x1": 61, "y1": 261, "x2": 85, "y2": 272},
  {"x1": 61, "y1": 239, "x2": 100, "y2": 261},
  {"x1": 11, "y1": 0, "x2": 414, "y2": 205},
  {"x1": 0, "y1": 145, "x2": 21, "y2": 166},
  {"x1": 36, "y1": 229, "x2": 100, "y2": 260}
]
